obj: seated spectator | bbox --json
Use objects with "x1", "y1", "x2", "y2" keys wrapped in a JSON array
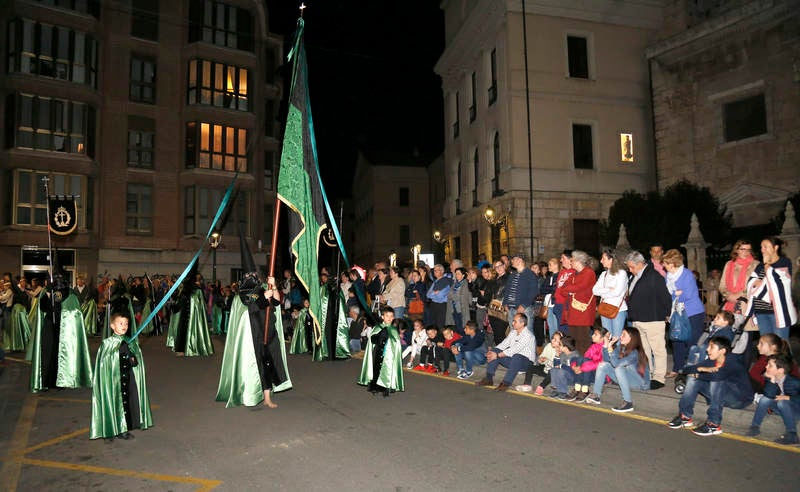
[
  {"x1": 572, "y1": 327, "x2": 607, "y2": 402},
  {"x1": 746, "y1": 354, "x2": 800, "y2": 445},
  {"x1": 475, "y1": 313, "x2": 535, "y2": 391},
  {"x1": 585, "y1": 327, "x2": 651, "y2": 413},
  {"x1": 402, "y1": 319, "x2": 428, "y2": 368},
  {"x1": 439, "y1": 326, "x2": 463, "y2": 376},
  {"x1": 523, "y1": 331, "x2": 563, "y2": 395},
  {"x1": 548, "y1": 336, "x2": 580, "y2": 399},
  {"x1": 666, "y1": 337, "x2": 753, "y2": 436},
  {"x1": 415, "y1": 326, "x2": 445, "y2": 373},
  {"x1": 455, "y1": 320, "x2": 486, "y2": 380},
  {"x1": 749, "y1": 333, "x2": 799, "y2": 394},
  {"x1": 395, "y1": 318, "x2": 410, "y2": 354}
]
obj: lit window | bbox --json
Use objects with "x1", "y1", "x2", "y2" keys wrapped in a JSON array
[
  {"x1": 187, "y1": 59, "x2": 249, "y2": 111},
  {"x1": 185, "y1": 122, "x2": 248, "y2": 172}
]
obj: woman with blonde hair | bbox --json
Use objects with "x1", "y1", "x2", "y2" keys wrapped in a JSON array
[{"x1": 662, "y1": 249, "x2": 705, "y2": 376}]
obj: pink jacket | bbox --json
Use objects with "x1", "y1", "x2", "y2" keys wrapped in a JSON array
[{"x1": 577, "y1": 342, "x2": 603, "y2": 373}]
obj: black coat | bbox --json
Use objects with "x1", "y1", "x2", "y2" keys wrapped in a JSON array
[{"x1": 626, "y1": 265, "x2": 671, "y2": 323}]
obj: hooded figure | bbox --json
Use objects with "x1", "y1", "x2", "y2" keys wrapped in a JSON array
[
  {"x1": 105, "y1": 276, "x2": 136, "y2": 339},
  {"x1": 73, "y1": 275, "x2": 98, "y2": 337},
  {"x1": 28, "y1": 254, "x2": 92, "y2": 392},
  {"x1": 216, "y1": 232, "x2": 291, "y2": 407},
  {"x1": 170, "y1": 261, "x2": 213, "y2": 357}
]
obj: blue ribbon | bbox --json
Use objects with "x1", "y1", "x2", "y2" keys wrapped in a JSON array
[{"x1": 129, "y1": 173, "x2": 238, "y2": 341}]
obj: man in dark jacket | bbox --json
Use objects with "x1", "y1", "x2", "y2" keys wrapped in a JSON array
[{"x1": 625, "y1": 250, "x2": 672, "y2": 389}]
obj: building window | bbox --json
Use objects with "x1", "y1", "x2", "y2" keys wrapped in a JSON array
[
  {"x1": 131, "y1": 0, "x2": 159, "y2": 41},
  {"x1": 130, "y1": 57, "x2": 156, "y2": 103},
  {"x1": 469, "y1": 72, "x2": 477, "y2": 122},
  {"x1": 452, "y1": 236, "x2": 461, "y2": 260},
  {"x1": 399, "y1": 187, "x2": 409, "y2": 207},
  {"x1": 399, "y1": 225, "x2": 410, "y2": 246},
  {"x1": 13, "y1": 169, "x2": 86, "y2": 228},
  {"x1": 470, "y1": 230, "x2": 478, "y2": 264},
  {"x1": 620, "y1": 133, "x2": 634, "y2": 163},
  {"x1": 472, "y1": 148, "x2": 479, "y2": 206},
  {"x1": 126, "y1": 184, "x2": 152, "y2": 234},
  {"x1": 187, "y1": 59, "x2": 249, "y2": 111},
  {"x1": 6, "y1": 19, "x2": 98, "y2": 87},
  {"x1": 185, "y1": 186, "x2": 249, "y2": 235},
  {"x1": 723, "y1": 94, "x2": 767, "y2": 142},
  {"x1": 488, "y1": 48, "x2": 497, "y2": 106},
  {"x1": 492, "y1": 132, "x2": 501, "y2": 196},
  {"x1": 185, "y1": 122, "x2": 248, "y2": 172},
  {"x1": 572, "y1": 124, "x2": 594, "y2": 169},
  {"x1": 128, "y1": 116, "x2": 155, "y2": 169},
  {"x1": 6, "y1": 93, "x2": 92, "y2": 155},
  {"x1": 36, "y1": 0, "x2": 100, "y2": 17},
  {"x1": 455, "y1": 160, "x2": 462, "y2": 214},
  {"x1": 452, "y1": 92, "x2": 460, "y2": 139},
  {"x1": 567, "y1": 35, "x2": 589, "y2": 79},
  {"x1": 264, "y1": 151, "x2": 274, "y2": 191},
  {"x1": 188, "y1": 0, "x2": 254, "y2": 52}
]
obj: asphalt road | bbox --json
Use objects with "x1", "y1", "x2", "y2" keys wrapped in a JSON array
[{"x1": 1, "y1": 334, "x2": 799, "y2": 491}]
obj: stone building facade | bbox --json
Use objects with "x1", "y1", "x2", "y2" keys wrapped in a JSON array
[
  {"x1": 435, "y1": 0, "x2": 663, "y2": 265},
  {"x1": 646, "y1": 0, "x2": 800, "y2": 228},
  {"x1": 0, "y1": 0, "x2": 283, "y2": 284}
]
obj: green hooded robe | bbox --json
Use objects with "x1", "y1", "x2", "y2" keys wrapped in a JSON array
[{"x1": 358, "y1": 323, "x2": 404, "y2": 392}]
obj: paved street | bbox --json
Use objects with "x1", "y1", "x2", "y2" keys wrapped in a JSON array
[{"x1": 1, "y1": 334, "x2": 799, "y2": 491}]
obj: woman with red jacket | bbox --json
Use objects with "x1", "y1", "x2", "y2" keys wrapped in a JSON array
[{"x1": 562, "y1": 250, "x2": 597, "y2": 354}]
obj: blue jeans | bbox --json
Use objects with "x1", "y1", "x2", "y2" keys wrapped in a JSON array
[
  {"x1": 452, "y1": 311, "x2": 464, "y2": 335},
  {"x1": 752, "y1": 396, "x2": 800, "y2": 433},
  {"x1": 547, "y1": 304, "x2": 560, "y2": 339},
  {"x1": 550, "y1": 366, "x2": 575, "y2": 393},
  {"x1": 593, "y1": 361, "x2": 649, "y2": 403},
  {"x1": 672, "y1": 313, "x2": 706, "y2": 371},
  {"x1": 486, "y1": 351, "x2": 531, "y2": 385},
  {"x1": 756, "y1": 312, "x2": 788, "y2": 340},
  {"x1": 393, "y1": 307, "x2": 405, "y2": 320},
  {"x1": 349, "y1": 339, "x2": 362, "y2": 353},
  {"x1": 455, "y1": 348, "x2": 486, "y2": 373},
  {"x1": 601, "y1": 310, "x2": 627, "y2": 338},
  {"x1": 678, "y1": 376, "x2": 751, "y2": 425}
]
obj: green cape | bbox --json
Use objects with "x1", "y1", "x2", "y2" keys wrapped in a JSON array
[
  {"x1": 358, "y1": 323, "x2": 404, "y2": 391},
  {"x1": 29, "y1": 292, "x2": 93, "y2": 392},
  {"x1": 215, "y1": 296, "x2": 292, "y2": 407},
  {"x1": 81, "y1": 298, "x2": 98, "y2": 336},
  {"x1": 90, "y1": 335, "x2": 153, "y2": 439},
  {"x1": 312, "y1": 286, "x2": 329, "y2": 361},
  {"x1": 3, "y1": 303, "x2": 31, "y2": 351},
  {"x1": 290, "y1": 307, "x2": 309, "y2": 354}
]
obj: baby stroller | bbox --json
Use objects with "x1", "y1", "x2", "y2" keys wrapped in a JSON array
[{"x1": 674, "y1": 313, "x2": 749, "y2": 394}]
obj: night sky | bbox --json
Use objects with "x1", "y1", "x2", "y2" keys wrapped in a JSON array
[{"x1": 265, "y1": 1, "x2": 445, "y2": 200}]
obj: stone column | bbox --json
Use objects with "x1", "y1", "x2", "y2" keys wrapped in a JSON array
[
  {"x1": 780, "y1": 201, "x2": 800, "y2": 264},
  {"x1": 681, "y1": 213, "x2": 709, "y2": 281}
]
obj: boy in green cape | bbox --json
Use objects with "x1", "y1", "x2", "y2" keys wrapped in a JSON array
[
  {"x1": 358, "y1": 306, "x2": 404, "y2": 397},
  {"x1": 90, "y1": 312, "x2": 152, "y2": 441}
]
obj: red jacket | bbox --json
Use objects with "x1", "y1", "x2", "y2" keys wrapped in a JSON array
[
  {"x1": 443, "y1": 332, "x2": 463, "y2": 350},
  {"x1": 563, "y1": 267, "x2": 597, "y2": 326}
]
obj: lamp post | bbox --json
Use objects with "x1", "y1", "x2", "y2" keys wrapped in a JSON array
[
  {"x1": 433, "y1": 230, "x2": 448, "y2": 263},
  {"x1": 484, "y1": 205, "x2": 510, "y2": 255},
  {"x1": 209, "y1": 231, "x2": 222, "y2": 284}
]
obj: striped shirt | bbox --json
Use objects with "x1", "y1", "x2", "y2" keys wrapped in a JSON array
[{"x1": 495, "y1": 326, "x2": 534, "y2": 361}]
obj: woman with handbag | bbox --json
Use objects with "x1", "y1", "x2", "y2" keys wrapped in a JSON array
[
  {"x1": 592, "y1": 248, "x2": 628, "y2": 339},
  {"x1": 662, "y1": 249, "x2": 706, "y2": 378},
  {"x1": 562, "y1": 250, "x2": 597, "y2": 354},
  {"x1": 405, "y1": 270, "x2": 427, "y2": 321}
]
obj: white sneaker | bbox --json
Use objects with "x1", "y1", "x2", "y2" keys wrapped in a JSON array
[
  {"x1": 515, "y1": 385, "x2": 533, "y2": 392},
  {"x1": 406, "y1": 362, "x2": 413, "y2": 369}
]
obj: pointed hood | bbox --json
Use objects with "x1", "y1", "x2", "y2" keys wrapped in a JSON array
[
  {"x1": 51, "y1": 248, "x2": 69, "y2": 291},
  {"x1": 238, "y1": 229, "x2": 261, "y2": 298}
]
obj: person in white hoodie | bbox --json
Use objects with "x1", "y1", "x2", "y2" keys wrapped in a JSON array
[
  {"x1": 592, "y1": 248, "x2": 629, "y2": 338},
  {"x1": 402, "y1": 319, "x2": 428, "y2": 368}
]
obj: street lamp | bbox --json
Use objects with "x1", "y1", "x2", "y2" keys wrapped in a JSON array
[
  {"x1": 483, "y1": 205, "x2": 508, "y2": 229},
  {"x1": 209, "y1": 231, "x2": 222, "y2": 283}
]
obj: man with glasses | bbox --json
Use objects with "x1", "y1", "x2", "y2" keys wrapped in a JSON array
[{"x1": 426, "y1": 264, "x2": 452, "y2": 329}]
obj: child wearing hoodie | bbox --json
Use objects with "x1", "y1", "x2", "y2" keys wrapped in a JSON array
[{"x1": 570, "y1": 327, "x2": 607, "y2": 402}]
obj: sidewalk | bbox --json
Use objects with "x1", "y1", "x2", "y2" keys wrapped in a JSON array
[{"x1": 406, "y1": 360, "x2": 794, "y2": 447}]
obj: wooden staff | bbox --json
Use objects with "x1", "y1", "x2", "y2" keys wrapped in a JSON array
[{"x1": 264, "y1": 199, "x2": 282, "y2": 344}]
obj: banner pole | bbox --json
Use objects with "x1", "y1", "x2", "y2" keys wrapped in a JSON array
[{"x1": 264, "y1": 199, "x2": 282, "y2": 344}]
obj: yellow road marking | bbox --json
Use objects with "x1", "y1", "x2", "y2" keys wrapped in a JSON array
[
  {"x1": 406, "y1": 368, "x2": 800, "y2": 454},
  {"x1": 16, "y1": 458, "x2": 222, "y2": 491},
  {"x1": 22, "y1": 428, "x2": 88, "y2": 455},
  {"x1": 0, "y1": 396, "x2": 38, "y2": 491}
]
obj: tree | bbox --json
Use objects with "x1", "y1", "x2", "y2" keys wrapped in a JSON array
[{"x1": 601, "y1": 180, "x2": 733, "y2": 251}]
